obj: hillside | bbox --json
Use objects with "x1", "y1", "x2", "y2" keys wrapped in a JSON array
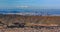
[{"x1": 0, "y1": 14, "x2": 60, "y2": 26}]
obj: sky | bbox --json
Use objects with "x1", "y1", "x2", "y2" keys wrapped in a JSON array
[{"x1": 0, "y1": 0, "x2": 60, "y2": 9}]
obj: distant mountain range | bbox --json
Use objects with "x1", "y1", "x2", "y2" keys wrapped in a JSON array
[{"x1": 0, "y1": 8, "x2": 60, "y2": 16}]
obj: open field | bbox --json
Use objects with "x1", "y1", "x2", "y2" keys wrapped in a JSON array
[
  {"x1": 0, "y1": 14, "x2": 60, "y2": 25},
  {"x1": 0, "y1": 14, "x2": 60, "y2": 32}
]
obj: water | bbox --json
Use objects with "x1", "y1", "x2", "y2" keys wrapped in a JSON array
[{"x1": 0, "y1": 9, "x2": 60, "y2": 16}]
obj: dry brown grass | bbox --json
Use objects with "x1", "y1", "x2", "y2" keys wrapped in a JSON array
[{"x1": 0, "y1": 15, "x2": 60, "y2": 26}]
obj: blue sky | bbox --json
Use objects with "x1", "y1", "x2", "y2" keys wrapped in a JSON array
[{"x1": 0, "y1": 0, "x2": 60, "y2": 8}]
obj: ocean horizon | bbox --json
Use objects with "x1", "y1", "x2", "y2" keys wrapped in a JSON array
[{"x1": 0, "y1": 8, "x2": 60, "y2": 16}]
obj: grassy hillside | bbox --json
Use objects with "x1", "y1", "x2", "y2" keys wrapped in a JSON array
[{"x1": 0, "y1": 14, "x2": 60, "y2": 26}]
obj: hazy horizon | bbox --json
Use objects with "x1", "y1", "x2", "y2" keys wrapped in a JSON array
[
  {"x1": 0, "y1": 9, "x2": 59, "y2": 16},
  {"x1": 0, "y1": 0, "x2": 60, "y2": 16}
]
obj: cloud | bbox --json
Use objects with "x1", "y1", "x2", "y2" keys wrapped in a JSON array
[{"x1": 16, "y1": 6, "x2": 29, "y2": 8}]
